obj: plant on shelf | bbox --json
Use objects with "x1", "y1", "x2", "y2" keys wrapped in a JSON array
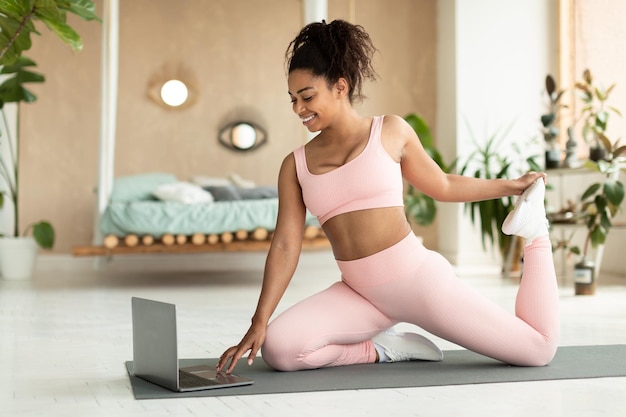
[
  {"x1": 0, "y1": 0, "x2": 100, "y2": 250},
  {"x1": 403, "y1": 113, "x2": 456, "y2": 226},
  {"x1": 574, "y1": 69, "x2": 622, "y2": 161},
  {"x1": 570, "y1": 148, "x2": 626, "y2": 260},
  {"x1": 541, "y1": 74, "x2": 567, "y2": 169},
  {"x1": 567, "y1": 145, "x2": 625, "y2": 295},
  {"x1": 459, "y1": 123, "x2": 541, "y2": 274}
]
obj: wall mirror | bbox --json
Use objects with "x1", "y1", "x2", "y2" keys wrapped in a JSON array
[{"x1": 218, "y1": 121, "x2": 267, "y2": 152}]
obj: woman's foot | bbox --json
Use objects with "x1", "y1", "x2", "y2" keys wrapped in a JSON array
[
  {"x1": 502, "y1": 179, "x2": 549, "y2": 245},
  {"x1": 373, "y1": 330, "x2": 444, "y2": 362}
]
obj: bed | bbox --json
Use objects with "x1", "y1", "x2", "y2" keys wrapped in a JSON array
[{"x1": 72, "y1": 172, "x2": 329, "y2": 256}]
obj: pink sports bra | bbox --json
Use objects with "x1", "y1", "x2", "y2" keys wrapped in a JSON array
[{"x1": 293, "y1": 115, "x2": 404, "y2": 225}]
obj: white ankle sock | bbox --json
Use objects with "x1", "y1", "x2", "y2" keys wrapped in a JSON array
[{"x1": 374, "y1": 343, "x2": 389, "y2": 363}]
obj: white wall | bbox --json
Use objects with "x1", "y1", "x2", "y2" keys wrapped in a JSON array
[{"x1": 437, "y1": 0, "x2": 556, "y2": 273}]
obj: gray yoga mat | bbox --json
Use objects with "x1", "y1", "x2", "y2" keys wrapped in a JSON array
[{"x1": 126, "y1": 344, "x2": 626, "y2": 399}]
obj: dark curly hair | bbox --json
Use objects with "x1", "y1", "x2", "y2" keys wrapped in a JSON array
[{"x1": 285, "y1": 19, "x2": 378, "y2": 104}]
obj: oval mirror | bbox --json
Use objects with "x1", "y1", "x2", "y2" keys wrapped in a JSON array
[
  {"x1": 218, "y1": 121, "x2": 267, "y2": 152},
  {"x1": 231, "y1": 123, "x2": 257, "y2": 150}
]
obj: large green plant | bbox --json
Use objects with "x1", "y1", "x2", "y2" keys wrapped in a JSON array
[
  {"x1": 0, "y1": 0, "x2": 99, "y2": 248},
  {"x1": 403, "y1": 113, "x2": 456, "y2": 226},
  {"x1": 570, "y1": 147, "x2": 626, "y2": 259},
  {"x1": 564, "y1": 70, "x2": 626, "y2": 259},
  {"x1": 460, "y1": 123, "x2": 541, "y2": 254}
]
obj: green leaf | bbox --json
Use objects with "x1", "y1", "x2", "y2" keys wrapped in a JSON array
[
  {"x1": 32, "y1": 221, "x2": 54, "y2": 249},
  {"x1": 38, "y1": 15, "x2": 82, "y2": 50},
  {"x1": 0, "y1": 0, "x2": 35, "y2": 16},
  {"x1": 0, "y1": 15, "x2": 37, "y2": 65},
  {"x1": 0, "y1": 78, "x2": 38, "y2": 102},
  {"x1": 595, "y1": 194, "x2": 607, "y2": 213},
  {"x1": 608, "y1": 105, "x2": 622, "y2": 117},
  {"x1": 541, "y1": 113, "x2": 555, "y2": 128},
  {"x1": 600, "y1": 211, "x2": 612, "y2": 231},
  {"x1": 613, "y1": 145, "x2": 626, "y2": 158},
  {"x1": 581, "y1": 183, "x2": 601, "y2": 201},
  {"x1": 0, "y1": 55, "x2": 37, "y2": 72},
  {"x1": 405, "y1": 191, "x2": 436, "y2": 226},
  {"x1": 545, "y1": 74, "x2": 556, "y2": 95},
  {"x1": 61, "y1": 0, "x2": 101, "y2": 22},
  {"x1": 589, "y1": 225, "x2": 606, "y2": 248},
  {"x1": 33, "y1": 1, "x2": 65, "y2": 26},
  {"x1": 604, "y1": 180, "x2": 625, "y2": 206},
  {"x1": 0, "y1": 56, "x2": 44, "y2": 104},
  {"x1": 404, "y1": 113, "x2": 434, "y2": 150}
]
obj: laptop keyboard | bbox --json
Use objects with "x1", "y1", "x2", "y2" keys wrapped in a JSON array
[{"x1": 179, "y1": 370, "x2": 216, "y2": 388}]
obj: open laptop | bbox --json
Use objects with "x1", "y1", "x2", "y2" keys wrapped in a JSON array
[{"x1": 131, "y1": 297, "x2": 254, "y2": 392}]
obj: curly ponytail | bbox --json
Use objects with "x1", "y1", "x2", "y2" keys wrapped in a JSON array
[{"x1": 285, "y1": 19, "x2": 377, "y2": 104}]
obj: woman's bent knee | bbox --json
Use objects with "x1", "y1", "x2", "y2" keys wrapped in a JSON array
[
  {"x1": 261, "y1": 326, "x2": 302, "y2": 371},
  {"x1": 510, "y1": 341, "x2": 558, "y2": 367}
]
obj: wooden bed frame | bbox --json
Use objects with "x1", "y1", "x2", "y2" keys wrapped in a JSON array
[{"x1": 72, "y1": 225, "x2": 330, "y2": 257}]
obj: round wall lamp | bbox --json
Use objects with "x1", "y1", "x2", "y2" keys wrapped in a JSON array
[
  {"x1": 147, "y1": 63, "x2": 198, "y2": 110},
  {"x1": 160, "y1": 79, "x2": 189, "y2": 107},
  {"x1": 218, "y1": 121, "x2": 267, "y2": 152}
]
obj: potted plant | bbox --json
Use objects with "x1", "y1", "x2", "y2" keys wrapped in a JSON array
[
  {"x1": 403, "y1": 113, "x2": 456, "y2": 226},
  {"x1": 541, "y1": 74, "x2": 567, "y2": 169},
  {"x1": 459, "y1": 123, "x2": 542, "y2": 276},
  {"x1": 574, "y1": 69, "x2": 622, "y2": 161},
  {"x1": 569, "y1": 143, "x2": 625, "y2": 295},
  {"x1": 0, "y1": 0, "x2": 99, "y2": 279}
]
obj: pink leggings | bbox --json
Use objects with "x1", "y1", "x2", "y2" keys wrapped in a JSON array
[{"x1": 262, "y1": 232, "x2": 559, "y2": 371}]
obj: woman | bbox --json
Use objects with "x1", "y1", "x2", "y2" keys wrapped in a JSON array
[{"x1": 217, "y1": 19, "x2": 558, "y2": 373}]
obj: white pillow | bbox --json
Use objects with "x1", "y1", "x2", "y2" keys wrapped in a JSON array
[
  {"x1": 228, "y1": 173, "x2": 256, "y2": 189},
  {"x1": 190, "y1": 175, "x2": 231, "y2": 187},
  {"x1": 153, "y1": 182, "x2": 214, "y2": 204}
]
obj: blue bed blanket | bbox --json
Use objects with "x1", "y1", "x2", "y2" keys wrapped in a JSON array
[{"x1": 100, "y1": 198, "x2": 319, "y2": 237}]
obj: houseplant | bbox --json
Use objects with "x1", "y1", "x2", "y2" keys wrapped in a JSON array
[
  {"x1": 0, "y1": 0, "x2": 99, "y2": 279},
  {"x1": 570, "y1": 144, "x2": 625, "y2": 295},
  {"x1": 459, "y1": 123, "x2": 541, "y2": 276},
  {"x1": 541, "y1": 74, "x2": 567, "y2": 169},
  {"x1": 575, "y1": 68, "x2": 622, "y2": 161},
  {"x1": 403, "y1": 113, "x2": 456, "y2": 226}
]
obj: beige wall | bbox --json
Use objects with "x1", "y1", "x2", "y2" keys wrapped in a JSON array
[
  {"x1": 570, "y1": 0, "x2": 626, "y2": 274},
  {"x1": 572, "y1": 0, "x2": 626, "y2": 144},
  {"x1": 19, "y1": 0, "x2": 437, "y2": 254}
]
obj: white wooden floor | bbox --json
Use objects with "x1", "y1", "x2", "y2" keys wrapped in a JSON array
[{"x1": 2, "y1": 250, "x2": 626, "y2": 417}]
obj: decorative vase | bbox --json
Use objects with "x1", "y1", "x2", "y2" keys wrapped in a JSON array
[
  {"x1": 589, "y1": 145, "x2": 606, "y2": 162},
  {"x1": 573, "y1": 257, "x2": 596, "y2": 295},
  {"x1": 545, "y1": 141, "x2": 561, "y2": 169},
  {"x1": 0, "y1": 236, "x2": 38, "y2": 280}
]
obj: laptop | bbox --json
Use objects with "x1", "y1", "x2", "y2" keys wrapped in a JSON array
[{"x1": 131, "y1": 297, "x2": 254, "y2": 392}]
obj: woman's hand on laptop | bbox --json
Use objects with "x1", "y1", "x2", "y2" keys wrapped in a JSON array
[{"x1": 217, "y1": 322, "x2": 266, "y2": 374}]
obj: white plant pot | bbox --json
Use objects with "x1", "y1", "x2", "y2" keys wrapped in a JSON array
[{"x1": 0, "y1": 236, "x2": 38, "y2": 280}]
